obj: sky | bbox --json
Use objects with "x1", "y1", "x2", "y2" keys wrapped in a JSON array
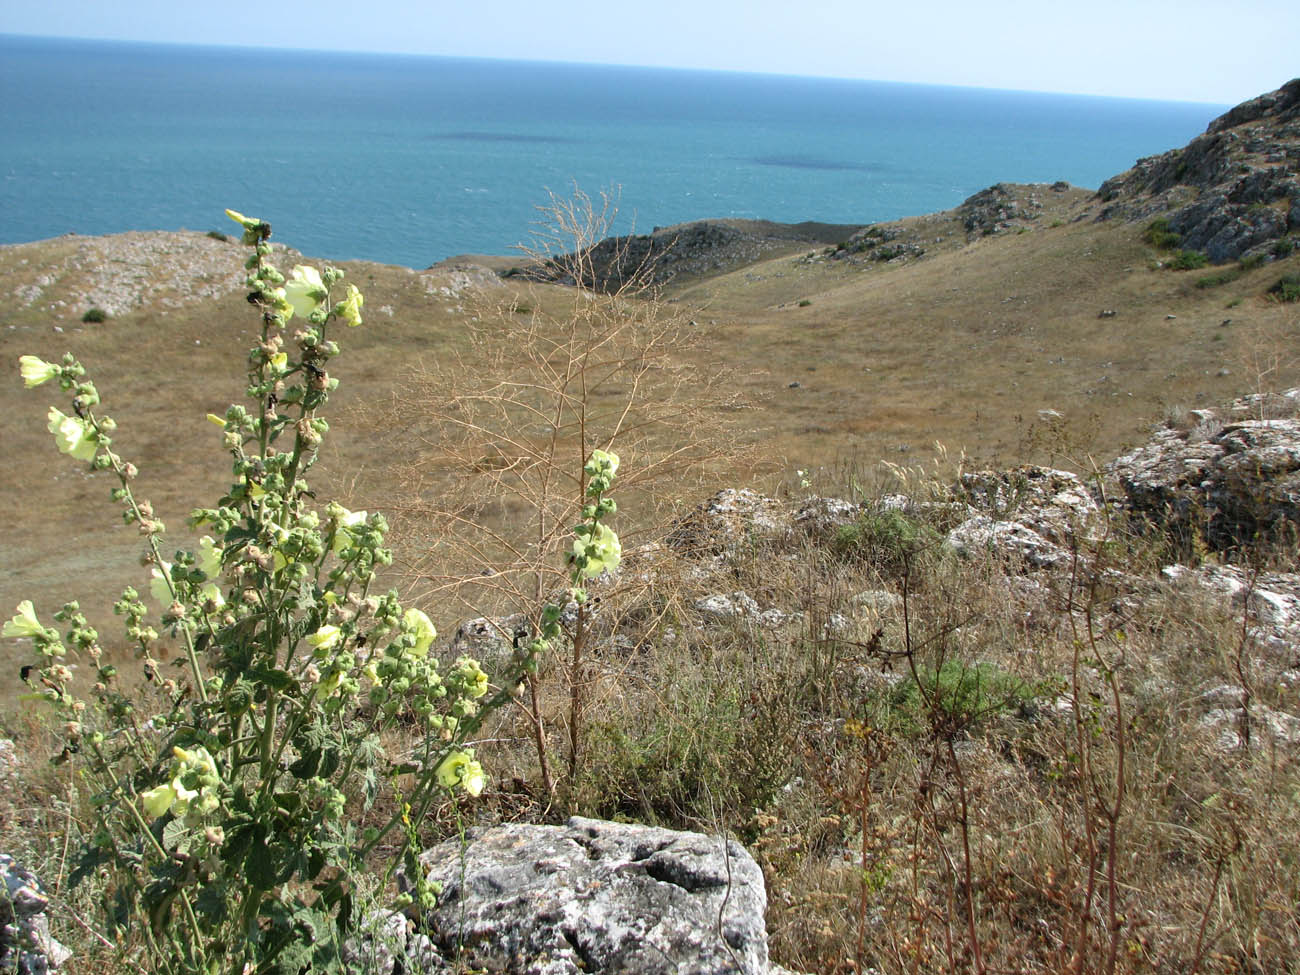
[{"x1": 2, "y1": 0, "x2": 1296, "y2": 105}]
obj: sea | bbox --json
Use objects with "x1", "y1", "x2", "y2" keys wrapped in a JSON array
[{"x1": 1, "y1": 34, "x2": 1227, "y2": 269}]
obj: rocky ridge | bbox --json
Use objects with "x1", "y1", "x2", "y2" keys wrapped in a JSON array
[
  {"x1": 519, "y1": 218, "x2": 864, "y2": 292},
  {"x1": 1097, "y1": 78, "x2": 1300, "y2": 262}
]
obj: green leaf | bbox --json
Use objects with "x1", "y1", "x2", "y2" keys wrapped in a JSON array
[
  {"x1": 245, "y1": 826, "x2": 277, "y2": 891},
  {"x1": 248, "y1": 665, "x2": 295, "y2": 691},
  {"x1": 162, "y1": 818, "x2": 191, "y2": 852}
]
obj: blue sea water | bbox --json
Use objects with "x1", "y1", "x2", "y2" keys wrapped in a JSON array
[{"x1": 1, "y1": 35, "x2": 1226, "y2": 269}]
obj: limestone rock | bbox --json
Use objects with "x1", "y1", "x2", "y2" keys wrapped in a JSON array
[
  {"x1": 946, "y1": 515, "x2": 1070, "y2": 569},
  {"x1": 1161, "y1": 563, "x2": 1300, "y2": 658},
  {"x1": 0, "y1": 855, "x2": 70, "y2": 975},
  {"x1": 667, "y1": 489, "x2": 791, "y2": 554},
  {"x1": 946, "y1": 467, "x2": 1103, "y2": 570},
  {"x1": 695, "y1": 591, "x2": 762, "y2": 622},
  {"x1": 399, "y1": 816, "x2": 778, "y2": 975},
  {"x1": 792, "y1": 496, "x2": 862, "y2": 534},
  {"x1": 448, "y1": 614, "x2": 530, "y2": 674},
  {"x1": 959, "y1": 183, "x2": 1044, "y2": 237},
  {"x1": 1109, "y1": 391, "x2": 1300, "y2": 548}
]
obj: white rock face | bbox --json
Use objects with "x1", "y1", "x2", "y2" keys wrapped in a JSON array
[{"x1": 393, "y1": 817, "x2": 778, "y2": 975}]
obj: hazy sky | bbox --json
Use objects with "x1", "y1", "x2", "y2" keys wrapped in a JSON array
[{"x1": 3, "y1": 0, "x2": 1295, "y2": 105}]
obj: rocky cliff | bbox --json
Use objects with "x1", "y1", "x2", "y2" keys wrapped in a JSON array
[{"x1": 1097, "y1": 78, "x2": 1300, "y2": 261}]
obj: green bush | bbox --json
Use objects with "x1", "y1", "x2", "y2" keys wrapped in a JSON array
[
  {"x1": 797, "y1": 299, "x2": 812, "y2": 307},
  {"x1": 1269, "y1": 272, "x2": 1300, "y2": 302},
  {"x1": 1195, "y1": 268, "x2": 1242, "y2": 288},
  {"x1": 1271, "y1": 237, "x2": 1295, "y2": 258},
  {"x1": 1168, "y1": 249, "x2": 1209, "y2": 270},
  {"x1": 206, "y1": 230, "x2": 230, "y2": 242},
  {"x1": 81, "y1": 307, "x2": 108, "y2": 323},
  {"x1": 1143, "y1": 217, "x2": 1181, "y2": 251},
  {"x1": 879, "y1": 659, "x2": 1039, "y2": 736},
  {"x1": 834, "y1": 508, "x2": 940, "y2": 577}
]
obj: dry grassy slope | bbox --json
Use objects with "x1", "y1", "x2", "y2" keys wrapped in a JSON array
[
  {"x1": 667, "y1": 188, "x2": 1300, "y2": 471},
  {"x1": 1, "y1": 197, "x2": 1298, "y2": 698},
  {"x1": 0, "y1": 233, "x2": 579, "y2": 681}
]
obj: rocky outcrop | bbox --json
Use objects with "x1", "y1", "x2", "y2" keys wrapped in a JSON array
[
  {"x1": 521, "y1": 219, "x2": 861, "y2": 292},
  {"x1": 0, "y1": 856, "x2": 70, "y2": 975},
  {"x1": 666, "y1": 488, "x2": 794, "y2": 555},
  {"x1": 1097, "y1": 78, "x2": 1300, "y2": 261},
  {"x1": 946, "y1": 467, "x2": 1100, "y2": 569},
  {"x1": 958, "y1": 183, "x2": 1045, "y2": 237},
  {"x1": 377, "y1": 817, "x2": 785, "y2": 975},
  {"x1": 1107, "y1": 388, "x2": 1300, "y2": 548}
]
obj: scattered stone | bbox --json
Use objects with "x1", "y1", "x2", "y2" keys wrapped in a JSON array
[
  {"x1": 667, "y1": 489, "x2": 792, "y2": 554},
  {"x1": 792, "y1": 496, "x2": 862, "y2": 533}
]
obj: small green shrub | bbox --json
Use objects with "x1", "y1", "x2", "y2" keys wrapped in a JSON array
[
  {"x1": 1238, "y1": 253, "x2": 1266, "y2": 271},
  {"x1": 1271, "y1": 237, "x2": 1295, "y2": 258},
  {"x1": 1195, "y1": 269, "x2": 1242, "y2": 288},
  {"x1": 206, "y1": 230, "x2": 230, "y2": 242},
  {"x1": 1269, "y1": 272, "x2": 1300, "y2": 302},
  {"x1": 797, "y1": 299, "x2": 812, "y2": 307},
  {"x1": 834, "y1": 508, "x2": 940, "y2": 577},
  {"x1": 81, "y1": 307, "x2": 108, "y2": 323},
  {"x1": 880, "y1": 659, "x2": 1040, "y2": 736},
  {"x1": 1143, "y1": 218, "x2": 1181, "y2": 251},
  {"x1": 1168, "y1": 249, "x2": 1209, "y2": 270}
]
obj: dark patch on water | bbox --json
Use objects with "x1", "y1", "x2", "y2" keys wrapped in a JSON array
[
  {"x1": 751, "y1": 156, "x2": 886, "y2": 172},
  {"x1": 435, "y1": 131, "x2": 574, "y2": 144}
]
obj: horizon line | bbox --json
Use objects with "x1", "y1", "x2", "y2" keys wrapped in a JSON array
[{"x1": 0, "y1": 31, "x2": 1235, "y2": 108}]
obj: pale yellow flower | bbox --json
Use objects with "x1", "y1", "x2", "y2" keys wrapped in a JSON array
[
  {"x1": 462, "y1": 759, "x2": 486, "y2": 797},
  {"x1": 2, "y1": 600, "x2": 43, "y2": 639},
  {"x1": 18, "y1": 356, "x2": 59, "y2": 388},
  {"x1": 336, "y1": 284, "x2": 364, "y2": 327},
  {"x1": 435, "y1": 750, "x2": 485, "y2": 795},
  {"x1": 225, "y1": 208, "x2": 260, "y2": 230},
  {"x1": 572, "y1": 523, "x2": 621, "y2": 579},
  {"x1": 150, "y1": 563, "x2": 173, "y2": 607},
  {"x1": 306, "y1": 625, "x2": 342, "y2": 653},
  {"x1": 284, "y1": 265, "x2": 326, "y2": 319},
  {"x1": 588, "y1": 449, "x2": 619, "y2": 477},
  {"x1": 197, "y1": 536, "x2": 223, "y2": 580},
  {"x1": 140, "y1": 784, "x2": 176, "y2": 819},
  {"x1": 331, "y1": 507, "x2": 368, "y2": 554},
  {"x1": 404, "y1": 608, "x2": 436, "y2": 658},
  {"x1": 46, "y1": 407, "x2": 98, "y2": 461}
]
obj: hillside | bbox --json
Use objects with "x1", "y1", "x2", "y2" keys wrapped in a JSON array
[
  {"x1": 1, "y1": 79, "x2": 1300, "y2": 975},
  {"x1": 3, "y1": 84, "x2": 1299, "y2": 667}
]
